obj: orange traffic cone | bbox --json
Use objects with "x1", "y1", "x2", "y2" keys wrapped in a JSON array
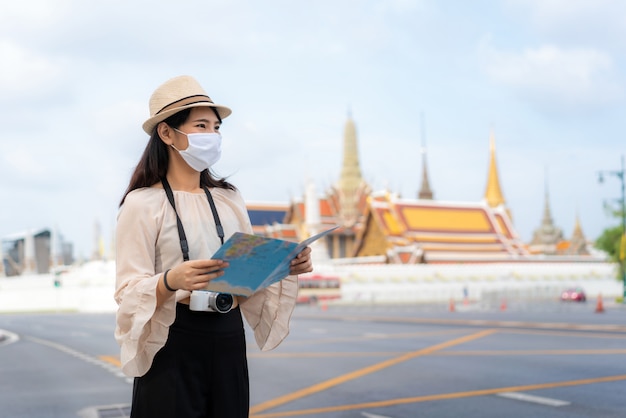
[
  {"x1": 321, "y1": 300, "x2": 328, "y2": 311},
  {"x1": 595, "y1": 294, "x2": 605, "y2": 313},
  {"x1": 500, "y1": 299, "x2": 507, "y2": 311},
  {"x1": 449, "y1": 298, "x2": 455, "y2": 312}
]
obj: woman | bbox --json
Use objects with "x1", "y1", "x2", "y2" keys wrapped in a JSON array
[{"x1": 114, "y1": 75, "x2": 311, "y2": 417}]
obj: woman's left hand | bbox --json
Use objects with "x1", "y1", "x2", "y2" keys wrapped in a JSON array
[{"x1": 290, "y1": 246, "x2": 313, "y2": 275}]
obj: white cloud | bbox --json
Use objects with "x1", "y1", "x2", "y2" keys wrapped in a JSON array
[
  {"x1": 0, "y1": 0, "x2": 71, "y2": 29},
  {"x1": 0, "y1": 0, "x2": 624, "y2": 258},
  {"x1": 93, "y1": 100, "x2": 145, "y2": 140},
  {"x1": 3, "y1": 147, "x2": 46, "y2": 177},
  {"x1": 506, "y1": 0, "x2": 626, "y2": 48},
  {"x1": 511, "y1": 0, "x2": 626, "y2": 24},
  {"x1": 481, "y1": 42, "x2": 623, "y2": 112},
  {"x1": 0, "y1": 40, "x2": 65, "y2": 100}
]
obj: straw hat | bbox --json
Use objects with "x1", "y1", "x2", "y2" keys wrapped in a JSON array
[{"x1": 142, "y1": 75, "x2": 232, "y2": 134}]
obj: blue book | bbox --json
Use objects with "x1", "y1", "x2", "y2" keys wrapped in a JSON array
[{"x1": 206, "y1": 226, "x2": 338, "y2": 296}]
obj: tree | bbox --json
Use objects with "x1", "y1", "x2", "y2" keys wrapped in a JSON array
[
  {"x1": 595, "y1": 225, "x2": 623, "y2": 262},
  {"x1": 596, "y1": 225, "x2": 625, "y2": 292}
]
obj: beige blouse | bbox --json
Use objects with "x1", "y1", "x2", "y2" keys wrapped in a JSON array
[{"x1": 114, "y1": 186, "x2": 298, "y2": 377}]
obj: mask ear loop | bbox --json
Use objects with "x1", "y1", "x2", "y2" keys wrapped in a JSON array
[{"x1": 170, "y1": 128, "x2": 186, "y2": 152}]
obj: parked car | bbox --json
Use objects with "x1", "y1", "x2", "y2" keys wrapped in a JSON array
[{"x1": 560, "y1": 287, "x2": 586, "y2": 302}]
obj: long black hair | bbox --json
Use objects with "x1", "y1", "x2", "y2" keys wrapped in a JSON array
[{"x1": 119, "y1": 107, "x2": 235, "y2": 206}]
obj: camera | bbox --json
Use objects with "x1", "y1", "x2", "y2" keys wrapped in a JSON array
[{"x1": 190, "y1": 290, "x2": 234, "y2": 313}]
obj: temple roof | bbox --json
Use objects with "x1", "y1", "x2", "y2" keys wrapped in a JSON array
[
  {"x1": 245, "y1": 117, "x2": 595, "y2": 263},
  {"x1": 246, "y1": 202, "x2": 289, "y2": 235},
  {"x1": 360, "y1": 194, "x2": 529, "y2": 263}
]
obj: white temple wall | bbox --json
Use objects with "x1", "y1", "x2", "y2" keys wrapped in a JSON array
[{"x1": 314, "y1": 262, "x2": 621, "y2": 304}]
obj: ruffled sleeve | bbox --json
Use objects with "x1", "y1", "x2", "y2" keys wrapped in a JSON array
[
  {"x1": 240, "y1": 274, "x2": 298, "y2": 350},
  {"x1": 114, "y1": 189, "x2": 179, "y2": 377}
]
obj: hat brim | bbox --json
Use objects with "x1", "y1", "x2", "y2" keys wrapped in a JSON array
[{"x1": 142, "y1": 102, "x2": 232, "y2": 135}]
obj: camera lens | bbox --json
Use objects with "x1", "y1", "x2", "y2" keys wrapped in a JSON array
[{"x1": 215, "y1": 293, "x2": 234, "y2": 313}]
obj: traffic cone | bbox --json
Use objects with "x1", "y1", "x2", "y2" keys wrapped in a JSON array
[
  {"x1": 500, "y1": 299, "x2": 507, "y2": 311},
  {"x1": 321, "y1": 300, "x2": 328, "y2": 311},
  {"x1": 595, "y1": 294, "x2": 605, "y2": 313},
  {"x1": 449, "y1": 298, "x2": 455, "y2": 312}
]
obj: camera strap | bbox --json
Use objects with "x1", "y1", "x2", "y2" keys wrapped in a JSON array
[{"x1": 161, "y1": 177, "x2": 225, "y2": 262}]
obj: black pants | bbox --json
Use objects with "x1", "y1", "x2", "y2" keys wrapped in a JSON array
[{"x1": 131, "y1": 303, "x2": 249, "y2": 418}]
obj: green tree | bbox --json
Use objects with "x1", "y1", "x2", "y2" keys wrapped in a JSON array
[
  {"x1": 596, "y1": 225, "x2": 625, "y2": 297},
  {"x1": 595, "y1": 225, "x2": 623, "y2": 262}
]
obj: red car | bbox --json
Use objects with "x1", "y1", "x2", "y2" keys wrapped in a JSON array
[{"x1": 560, "y1": 287, "x2": 586, "y2": 302}]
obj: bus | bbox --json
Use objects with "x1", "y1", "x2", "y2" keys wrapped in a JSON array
[{"x1": 297, "y1": 273, "x2": 341, "y2": 304}]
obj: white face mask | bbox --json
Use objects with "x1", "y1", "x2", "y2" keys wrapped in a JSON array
[{"x1": 172, "y1": 129, "x2": 222, "y2": 172}]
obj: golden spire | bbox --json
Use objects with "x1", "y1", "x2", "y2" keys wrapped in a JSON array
[
  {"x1": 540, "y1": 180, "x2": 555, "y2": 227},
  {"x1": 571, "y1": 213, "x2": 584, "y2": 240},
  {"x1": 484, "y1": 130, "x2": 505, "y2": 207},
  {"x1": 340, "y1": 114, "x2": 362, "y2": 184},
  {"x1": 418, "y1": 112, "x2": 434, "y2": 200},
  {"x1": 568, "y1": 212, "x2": 589, "y2": 255},
  {"x1": 337, "y1": 113, "x2": 364, "y2": 225},
  {"x1": 419, "y1": 151, "x2": 434, "y2": 199}
]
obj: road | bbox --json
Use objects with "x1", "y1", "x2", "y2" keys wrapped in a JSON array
[{"x1": 0, "y1": 300, "x2": 625, "y2": 417}]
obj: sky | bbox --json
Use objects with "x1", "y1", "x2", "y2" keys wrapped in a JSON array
[{"x1": 1, "y1": 0, "x2": 625, "y2": 260}]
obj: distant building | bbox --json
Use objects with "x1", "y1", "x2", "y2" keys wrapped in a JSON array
[
  {"x1": 529, "y1": 187, "x2": 564, "y2": 255},
  {"x1": 1, "y1": 228, "x2": 73, "y2": 276},
  {"x1": 351, "y1": 130, "x2": 528, "y2": 263},
  {"x1": 558, "y1": 215, "x2": 591, "y2": 256},
  {"x1": 528, "y1": 181, "x2": 592, "y2": 256},
  {"x1": 246, "y1": 116, "x2": 600, "y2": 263}
]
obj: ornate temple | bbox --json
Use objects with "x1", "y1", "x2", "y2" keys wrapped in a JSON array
[
  {"x1": 529, "y1": 186, "x2": 564, "y2": 254},
  {"x1": 526, "y1": 175, "x2": 591, "y2": 256},
  {"x1": 247, "y1": 116, "x2": 594, "y2": 264}
]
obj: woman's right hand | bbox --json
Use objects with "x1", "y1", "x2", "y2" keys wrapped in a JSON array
[{"x1": 165, "y1": 259, "x2": 229, "y2": 291}]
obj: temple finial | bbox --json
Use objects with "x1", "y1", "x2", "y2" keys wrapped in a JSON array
[
  {"x1": 418, "y1": 112, "x2": 434, "y2": 200},
  {"x1": 484, "y1": 129, "x2": 505, "y2": 207}
]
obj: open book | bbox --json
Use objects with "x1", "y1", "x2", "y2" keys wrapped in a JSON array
[{"x1": 205, "y1": 226, "x2": 338, "y2": 296}]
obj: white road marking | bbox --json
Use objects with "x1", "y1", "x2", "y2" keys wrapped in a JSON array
[
  {"x1": 497, "y1": 391, "x2": 571, "y2": 407},
  {"x1": 0, "y1": 329, "x2": 19, "y2": 346},
  {"x1": 25, "y1": 335, "x2": 131, "y2": 384},
  {"x1": 361, "y1": 412, "x2": 393, "y2": 418}
]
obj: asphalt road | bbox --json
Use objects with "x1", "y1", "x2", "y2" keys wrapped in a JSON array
[{"x1": 0, "y1": 300, "x2": 625, "y2": 418}]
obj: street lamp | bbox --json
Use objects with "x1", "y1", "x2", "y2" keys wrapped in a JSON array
[{"x1": 598, "y1": 155, "x2": 626, "y2": 303}]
